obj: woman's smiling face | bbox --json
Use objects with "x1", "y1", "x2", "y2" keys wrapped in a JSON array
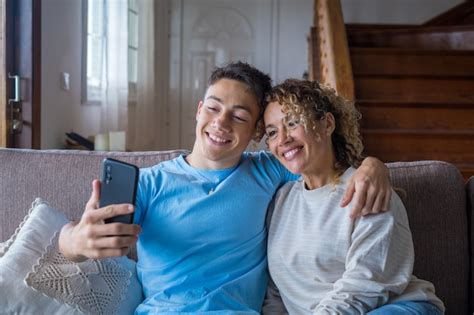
[{"x1": 264, "y1": 101, "x2": 334, "y2": 177}]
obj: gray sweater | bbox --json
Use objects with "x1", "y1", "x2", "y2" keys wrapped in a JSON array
[{"x1": 263, "y1": 167, "x2": 444, "y2": 314}]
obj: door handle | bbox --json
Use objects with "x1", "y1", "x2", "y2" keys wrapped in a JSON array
[
  {"x1": 11, "y1": 119, "x2": 23, "y2": 133},
  {"x1": 8, "y1": 73, "x2": 20, "y2": 104},
  {"x1": 8, "y1": 73, "x2": 23, "y2": 134}
]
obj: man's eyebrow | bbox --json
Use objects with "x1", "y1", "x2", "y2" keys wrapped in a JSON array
[
  {"x1": 232, "y1": 105, "x2": 252, "y2": 114},
  {"x1": 205, "y1": 96, "x2": 253, "y2": 114},
  {"x1": 206, "y1": 95, "x2": 223, "y2": 103},
  {"x1": 265, "y1": 122, "x2": 276, "y2": 129}
]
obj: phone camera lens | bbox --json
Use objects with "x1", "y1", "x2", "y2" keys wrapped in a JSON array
[{"x1": 105, "y1": 170, "x2": 112, "y2": 184}]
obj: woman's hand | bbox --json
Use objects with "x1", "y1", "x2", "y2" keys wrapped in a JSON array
[
  {"x1": 58, "y1": 180, "x2": 141, "y2": 262},
  {"x1": 340, "y1": 157, "x2": 391, "y2": 218}
]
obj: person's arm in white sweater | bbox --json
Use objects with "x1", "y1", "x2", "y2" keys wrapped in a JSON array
[{"x1": 314, "y1": 192, "x2": 414, "y2": 315}]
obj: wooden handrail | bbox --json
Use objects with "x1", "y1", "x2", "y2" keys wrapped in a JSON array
[{"x1": 309, "y1": 0, "x2": 354, "y2": 100}]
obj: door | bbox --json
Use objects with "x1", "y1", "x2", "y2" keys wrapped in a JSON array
[
  {"x1": 168, "y1": 0, "x2": 273, "y2": 150},
  {"x1": 0, "y1": 0, "x2": 41, "y2": 148}
]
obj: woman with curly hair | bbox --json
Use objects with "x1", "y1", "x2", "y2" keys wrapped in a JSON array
[{"x1": 262, "y1": 79, "x2": 444, "y2": 315}]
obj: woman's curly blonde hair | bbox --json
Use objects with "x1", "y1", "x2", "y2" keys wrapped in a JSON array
[{"x1": 265, "y1": 79, "x2": 364, "y2": 175}]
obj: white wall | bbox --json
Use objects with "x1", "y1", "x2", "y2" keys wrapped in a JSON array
[
  {"x1": 272, "y1": 0, "x2": 313, "y2": 84},
  {"x1": 41, "y1": 0, "x2": 102, "y2": 149}
]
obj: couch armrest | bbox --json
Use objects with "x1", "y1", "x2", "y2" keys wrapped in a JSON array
[
  {"x1": 466, "y1": 176, "x2": 474, "y2": 315},
  {"x1": 387, "y1": 160, "x2": 469, "y2": 315}
]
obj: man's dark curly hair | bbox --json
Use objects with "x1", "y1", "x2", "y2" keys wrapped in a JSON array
[{"x1": 209, "y1": 61, "x2": 272, "y2": 140}]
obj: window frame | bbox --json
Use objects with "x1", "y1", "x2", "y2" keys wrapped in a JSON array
[
  {"x1": 127, "y1": 0, "x2": 138, "y2": 106},
  {"x1": 81, "y1": 0, "x2": 107, "y2": 106},
  {"x1": 82, "y1": 0, "x2": 138, "y2": 106}
]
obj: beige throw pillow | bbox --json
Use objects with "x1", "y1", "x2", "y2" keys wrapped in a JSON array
[{"x1": 0, "y1": 199, "x2": 143, "y2": 314}]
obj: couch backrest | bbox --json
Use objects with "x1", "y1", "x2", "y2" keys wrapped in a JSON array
[
  {"x1": 387, "y1": 161, "x2": 469, "y2": 315},
  {"x1": 0, "y1": 149, "x2": 470, "y2": 314},
  {"x1": 0, "y1": 148, "x2": 187, "y2": 242}
]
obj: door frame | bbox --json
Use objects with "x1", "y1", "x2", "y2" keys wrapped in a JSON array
[
  {"x1": 31, "y1": 0, "x2": 41, "y2": 148},
  {"x1": 0, "y1": 0, "x2": 6, "y2": 147},
  {"x1": 0, "y1": 0, "x2": 41, "y2": 148}
]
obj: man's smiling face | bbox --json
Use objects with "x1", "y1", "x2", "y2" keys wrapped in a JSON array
[{"x1": 189, "y1": 78, "x2": 260, "y2": 169}]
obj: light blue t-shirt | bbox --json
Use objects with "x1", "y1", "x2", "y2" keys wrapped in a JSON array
[{"x1": 133, "y1": 151, "x2": 296, "y2": 314}]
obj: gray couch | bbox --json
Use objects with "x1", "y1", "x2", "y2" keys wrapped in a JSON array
[{"x1": 0, "y1": 148, "x2": 472, "y2": 314}]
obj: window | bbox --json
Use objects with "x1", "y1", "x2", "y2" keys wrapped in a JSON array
[
  {"x1": 83, "y1": 0, "x2": 106, "y2": 105},
  {"x1": 128, "y1": 0, "x2": 138, "y2": 104},
  {"x1": 82, "y1": 0, "x2": 138, "y2": 105}
]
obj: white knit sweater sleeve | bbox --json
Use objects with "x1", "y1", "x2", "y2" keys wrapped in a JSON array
[{"x1": 314, "y1": 192, "x2": 414, "y2": 314}]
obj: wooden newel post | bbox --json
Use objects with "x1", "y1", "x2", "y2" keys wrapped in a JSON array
[{"x1": 309, "y1": 0, "x2": 355, "y2": 101}]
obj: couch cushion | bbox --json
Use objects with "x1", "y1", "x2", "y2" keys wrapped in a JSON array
[
  {"x1": 387, "y1": 161, "x2": 469, "y2": 315},
  {"x1": 0, "y1": 198, "x2": 142, "y2": 314}
]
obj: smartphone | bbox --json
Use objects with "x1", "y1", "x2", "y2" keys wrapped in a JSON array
[{"x1": 100, "y1": 158, "x2": 139, "y2": 224}]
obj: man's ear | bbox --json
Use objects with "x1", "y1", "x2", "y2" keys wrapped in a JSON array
[
  {"x1": 196, "y1": 101, "x2": 204, "y2": 121},
  {"x1": 325, "y1": 113, "x2": 336, "y2": 136}
]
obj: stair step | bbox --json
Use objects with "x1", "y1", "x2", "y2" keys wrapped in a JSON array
[
  {"x1": 347, "y1": 24, "x2": 474, "y2": 50},
  {"x1": 363, "y1": 129, "x2": 474, "y2": 136},
  {"x1": 357, "y1": 104, "x2": 474, "y2": 131},
  {"x1": 356, "y1": 100, "x2": 474, "y2": 108},
  {"x1": 362, "y1": 132, "x2": 474, "y2": 164},
  {"x1": 355, "y1": 77, "x2": 474, "y2": 104},
  {"x1": 346, "y1": 24, "x2": 417, "y2": 32},
  {"x1": 424, "y1": 2, "x2": 474, "y2": 26},
  {"x1": 351, "y1": 48, "x2": 474, "y2": 77}
]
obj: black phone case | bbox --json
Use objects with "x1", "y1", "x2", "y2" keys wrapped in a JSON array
[{"x1": 100, "y1": 158, "x2": 139, "y2": 224}]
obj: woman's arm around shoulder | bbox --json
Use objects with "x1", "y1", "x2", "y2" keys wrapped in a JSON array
[{"x1": 341, "y1": 157, "x2": 392, "y2": 218}]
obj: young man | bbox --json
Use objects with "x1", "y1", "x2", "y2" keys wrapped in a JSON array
[{"x1": 59, "y1": 62, "x2": 391, "y2": 314}]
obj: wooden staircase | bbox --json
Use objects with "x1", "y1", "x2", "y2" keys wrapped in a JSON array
[{"x1": 309, "y1": 0, "x2": 474, "y2": 180}]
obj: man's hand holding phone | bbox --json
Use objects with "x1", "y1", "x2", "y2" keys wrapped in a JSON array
[{"x1": 59, "y1": 179, "x2": 141, "y2": 263}]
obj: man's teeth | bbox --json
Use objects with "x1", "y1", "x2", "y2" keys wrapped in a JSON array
[
  {"x1": 284, "y1": 148, "x2": 300, "y2": 159},
  {"x1": 209, "y1": 134, "x2": 228, "y2": 143}
]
